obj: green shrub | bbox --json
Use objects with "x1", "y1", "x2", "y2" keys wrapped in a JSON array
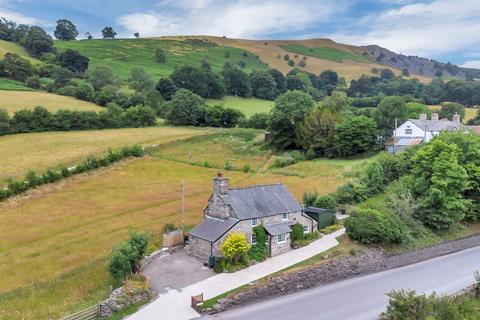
[
  {"x1": 242, "y1": 164, "x2": 251, "y2": 173},
  {"x1": 320, "y1": 224, "x2": 341, "y2": 234},
  {"x1": 303, "y1": 190, "x2": 319, "y2": 206},
  {"x1": 336, "y1": 182, "x2": 368, "y2": 204},
  {"x1": 248, "y1": 225, "x2": 268, "y2": 262},
  {"x1": 314, "y1": 194, "x2": 337, "y2": 210},
  {"x1": 291, "y1": 223, "x2": 305, "y2": 242},
  {"x1": 345, "y1": 208, "x2": 408, "y2": 244},
  {"x1": 305, "y1": 148, "x2": 316, "y2": 160},
  {"x1": 289, "y1": 150, "x2": 305, "y2": 162},
  {"x1": 274, "y1": 155, "x2": 296, "y2": 168},
  {"x1": 108, "y1": 230, "x2": 149, "y2": 281}
]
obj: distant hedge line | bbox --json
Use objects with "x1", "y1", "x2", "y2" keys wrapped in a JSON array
[
  {"x1": 0, "y1": 145, "x2": 144, "y2": 202},
  {"x1": 0, "y1": 105, "x2": 157, "y2": 135}
]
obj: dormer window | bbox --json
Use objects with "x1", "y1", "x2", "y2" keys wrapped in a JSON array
[
  {"x1": 282, "y1": 213, "x2": 288, "y2": 221},
  {"x1": 251, "y1": 218, "x2": 258, "y2": 226},
  {"x1": 405, "y1": 128, "x2": 412, "y2": 135}
]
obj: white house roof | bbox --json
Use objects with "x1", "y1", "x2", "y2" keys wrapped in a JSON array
[{"x1": 409, "y1": 119, "x2": 464, "y2": 132}]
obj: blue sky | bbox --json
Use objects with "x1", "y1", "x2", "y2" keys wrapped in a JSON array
[{"x1": 2, "y1": 0, "x2": 480, "y2": 67}]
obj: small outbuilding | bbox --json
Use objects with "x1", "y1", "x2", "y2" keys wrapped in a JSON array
[{"x1": 304, "y1": 207, "x2": 334, "y2": 230}]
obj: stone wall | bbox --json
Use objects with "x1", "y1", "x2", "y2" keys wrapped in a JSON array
[
  {"x1": 210, "y1": 233, "x2": 480, "y2": 313},
  {"x1": 99, "y1": 281, "x2": 150, "y2": 317},
  {"x1": 185, "y1": 236, "x2": 212, "y2": 261}
]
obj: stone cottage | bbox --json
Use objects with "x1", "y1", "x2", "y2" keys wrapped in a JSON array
[{"x1": 186, "y1": 173, "x2": 317, "y2": 262}]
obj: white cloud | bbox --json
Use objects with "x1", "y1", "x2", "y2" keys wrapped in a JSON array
[
  {"x1": 461, "y1": 60, "x2": 480, "y2": 68},
  {"x1": 0, "y1": 7, "x2": 40, "y2": 25},
  {"x1": 118, "y1": 0, "x2": 341, "y2": 39},
  {"x1": 331, "y1": 0, "x2": 480, "y2": 57}
]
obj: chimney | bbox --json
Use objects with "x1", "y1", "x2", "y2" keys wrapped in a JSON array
[
  {"x1": 419, "y1": 113, "x2": 427, "y2": 121},
  {"x1": 453, "y1": 113, "x2": 461, "y2": 124},
  {"x1": 213, "y1": 172, "x2": 229, "y2": 195},
  {"x1": 431, "y1": 113, "x2": 439, "y2": 121}
]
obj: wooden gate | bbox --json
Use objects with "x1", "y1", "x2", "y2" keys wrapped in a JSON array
[{"x1": 58, "y1": 305, "x2": 99, "y2": 320}]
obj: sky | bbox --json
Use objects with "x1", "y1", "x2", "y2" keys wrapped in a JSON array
[{"x1": 2, "y1": 0, "x2": 480, "y2": 67}]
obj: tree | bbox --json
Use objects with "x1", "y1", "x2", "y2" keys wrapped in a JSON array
[
  {"x1": 89, "y1": 66, "x2": 117, "y2": 91},
  {"x1": 345, "y1": 208, "x2": 407, "y2": 244},
  {"x1": 58, "y1": 49, "x2": 89, "y2": 74},
  {"x1": 204, "y1": 70, "x2": 226, "y2": 99},
  {"x1": 165, "y1": 89, "x2": 205, "y2": 126},
  {"x1": 101, "y1": 26, "x2": 117, "y2": 39},
  {"x1": 250, "y1": 70, "x2": 276, "y2": 100},
  {"x1": 0, "y1": 53, "x2": 34, "y2": 81},
  {"x1": 268, "y1": 68, "x2": 286, "y2": 97},
  {"x1": 20, "y1": 26, "x2": 55, "y2": 57},
  {"x1": 287, "y1": 59, "x2": 294, "y2": 67},
  {"x1": 296, "y1": 104, "x2": 340, "y2": 155},
  {"x1": 222, "y1": 66, "x2": 251, "y2": 97},
  {"x1": 128, "y1": 67, "x2": 154, "y2": 94},
  {"x1": 269, "y1": 90, "x2": 315, "y2": 149},
  {"x1": 401, "y1": 68, "x2": 410, "y2": 77},
  {"x1": 124, "y1": 106, "x2": 157, "y2": 127},
  {"x1": 170, "y1": 65, "x2": 209, "y2": 98},
  {"x1": 438, "y1": 102, "x2": 465, "y2": 121},
  {"x1": 376, "y1": 96, "x2": 408, "y2": 138},
  {"x1": 85, "y1": 32, "x2": 93, "y2": 40},
  {"x1": 155, "y1": 47, "x2": 166, "y2": 63},
  {"x1": 220, "y1": 232, "x2": 250, "y2": 264},
  {"x1": 133, "y1": 32, "x2": 140, "y2": 38},
  {"x1": 360, "y1": 161, "x2": 386, "y2": 195},
  {"x1": 50, "y1": 66, "x2": 74, "y2": 89},
  {"x1": 380, "y1": 68, "x2": 395, "y2": 80},
  {"x1": 413, "y1": 139, "x2": 470, "y2": 230},
  {"x1": 54, "y1": 19, "x2": 78, "y2": 40},
  {"x1": 332, "y1": 116, "x2": 378, "y2": 157},
  {"x1": 319, "y1": 70, "x2": 338, "y2": 86},
  {"x1": 0, "y1": 108, "x2": 10, "y2": 135},
  {"x1": 156, "y1": 77, "x2": 177, "y2": 100}
]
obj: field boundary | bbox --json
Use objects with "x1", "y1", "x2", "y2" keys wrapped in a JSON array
[{"x1": 58, "y1": 305, "x2": 99, "y2": 320}]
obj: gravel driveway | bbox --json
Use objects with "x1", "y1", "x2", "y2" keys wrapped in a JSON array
[{"x1": 143, "y1": 249, "x2": 215, "y2": 295}]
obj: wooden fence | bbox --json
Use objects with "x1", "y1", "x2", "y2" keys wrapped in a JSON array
[
  {"x1": 58, "y1": 305, "x2": 99, "y2": 320},
  {"x1": 163, "y1": 230, "x2": 184, "y2": 247}
]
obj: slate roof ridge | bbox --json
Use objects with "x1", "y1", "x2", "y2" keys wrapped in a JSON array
[{"x1": 228, "y1": 183, "x2": 284, "y2": 191}]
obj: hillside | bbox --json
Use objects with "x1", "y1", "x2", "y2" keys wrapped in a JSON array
[{"x1": 50, "y1": 36, "x2": 434, "y2": 83}]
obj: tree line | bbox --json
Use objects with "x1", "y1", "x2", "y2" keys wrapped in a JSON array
[{"x1": 0, "y1": 105, "x2": 156, "y2": 135}]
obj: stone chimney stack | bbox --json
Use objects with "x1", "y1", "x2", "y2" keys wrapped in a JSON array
[
  {"x1": 431, "y1": 113, "x2": 439, "y2": 121},
  {"x1": 419, "y1": 113, "x2": 427, "y2": 121},
  {"x1": 453, "y1": 113, "x2": 461, "y2": 124},
  {"x1": 213, "y1": 172, "x2": 229, "y2": 195}
]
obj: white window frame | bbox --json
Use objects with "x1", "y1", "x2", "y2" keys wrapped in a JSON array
[
  {"x1": 281, "y1": 213, "x2": 289, "y2": 221},
  {"x1": 265, "y1": 235, "x2": 270, "y2": 245},
  {"x1": 251, "y1": 218, "x2": 258, "y2": 227},
  {"x1": 303, "y1": 225, "x2": 310, "y2": 233},
  {"x1": 405, "y1": 128, "x2": 413, "y2": 135},
  {"x1": 277, "y1": 233, "x2": 286, "y2": 244},
  {"x1": 251, "y1": 233, "x2": 257, "y2": 244}
]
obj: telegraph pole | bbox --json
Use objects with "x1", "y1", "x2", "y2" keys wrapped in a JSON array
[
  {"x1": 394, "y1": 117, "x2": 398, "y2": 154},
  {"x1": 180, "y1": 180, "x2": 185, "y2": 234}
]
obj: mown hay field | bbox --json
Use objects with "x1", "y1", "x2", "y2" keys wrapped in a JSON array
[
  {"x1": 0, "y1": 126, "x2": 209, "y2": 183},
  {"x1": 0, "y1": 150, "x2": 352, "y2": 319},
  {"x1": 0, "y1": 91, "x2": 103, "y2": 114},
  {"x1": 0, "y1": 40, "x2": 41, "y2": 64}
]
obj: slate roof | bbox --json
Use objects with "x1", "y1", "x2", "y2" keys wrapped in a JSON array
[
  {"x1": 188, "y1": 216, "x2": 238, "y2": 242},
  {"x1": 220, "y1": 184, "x2": 302, "y2": 220},
  {"x1": 264, "y1": 221, "x2": 295, "y2": 236},
  {"x1": 409, "y1": 119, "x2": 464, "y2": 132}
]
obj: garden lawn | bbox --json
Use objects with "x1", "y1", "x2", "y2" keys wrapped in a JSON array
[
  {"x1": 0, "y1": 126, "x2": 209, "y2": 183},
  {"x1": 54, "y1": 38, "x2": 267, "y2": 81},
  {"x1": 0, "y1": 91, "x2": 103, "y2": 114},
  {"x1": 0, "y1": 156, "x2": 347, "y2": 319},
  {"x1": 206, "y1": 96, "x2": 274, "y2": 118},
  {"x1": 280, "y1": 44, "x2": 368, "y2": 63}
]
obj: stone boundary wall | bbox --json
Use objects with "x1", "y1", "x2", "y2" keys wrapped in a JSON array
[{"x1": 210, "y1": 234, "x2": 480, "y2": 313}]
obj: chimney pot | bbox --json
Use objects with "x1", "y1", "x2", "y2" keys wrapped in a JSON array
[
  {"x1": 453, "y1": 113, "x2": 461, "y2": 124},
  {"x1": 431, "y1": 113, "x2": 439, "y2": 121},
  {"x1": 419, "y1": 113, "x2": 427, "y2": 121}
]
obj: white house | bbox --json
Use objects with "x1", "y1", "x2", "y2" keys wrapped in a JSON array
[{"x1": 390, "y1": 112, "x2": 465, "y2": 152}]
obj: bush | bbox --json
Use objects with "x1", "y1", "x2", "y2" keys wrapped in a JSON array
[
  {"x1": 25, "y1": 75, "x2": 41, "y2": 89},
  {"x1": 305, "y1": 148, "x2": 316, "y2": 160},
  {"x1": 303, "y1": 190, "x2": 319, "y2": 206},
  {"x1": 248, "y1": 225, "x2": 268, "y2": 262},
  {"x1": 220, "y1": 232, "x2": 250, "y2": 264},
  {"x1": 289, "y1": 150, "x2": 305, "y2": 162},
  {"x1": 108, "y1": 230, "x2": 149, "y2": 281},
  {"x1": 345, "y1": 208, "x2": 408, "y2": 244},
  {"x1": 314, "y1": 195, "x2": 337, "y2": 210},
  {"x1": 291, "y1": 223, "x2": 305, "y2": 242},
  {"x1": 336, "y1": 182, "x2": 368, "y2": 204},
  {"x1": 274, "y1": 154, "x2": 296, "y2": 168},
  {"x1": 244, "y1": 112, "x2": 270, "y2": 129}
]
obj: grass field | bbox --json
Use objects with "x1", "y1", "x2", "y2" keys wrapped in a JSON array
[
  {"x1": 55, "y1": 38, "x2": 267, "y2": 81},
  {"x1": 0, "y1": 78, "x2": 33, "y2": 91},
  {"x1": 206, "y1": 96, "x2": 274, "y2": 117},
  {"x1": 0, "y1": 126, "x2": 209, "y2": 183},
  {"x1": 0, "y1": 91, "x2": 103, "y2": 114},
  {"x1": 0, "y1": 40, "x2": 41, "y2": 64},
  {"x1": 427, "y1": 105, "x2": 478, "y2": 122},
  {"x1": 0, "y1": 128, "x2": 369, "y2": 319},
  {"x1": 280, "y1": 44, "x2": 368, "y2": 63}
]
